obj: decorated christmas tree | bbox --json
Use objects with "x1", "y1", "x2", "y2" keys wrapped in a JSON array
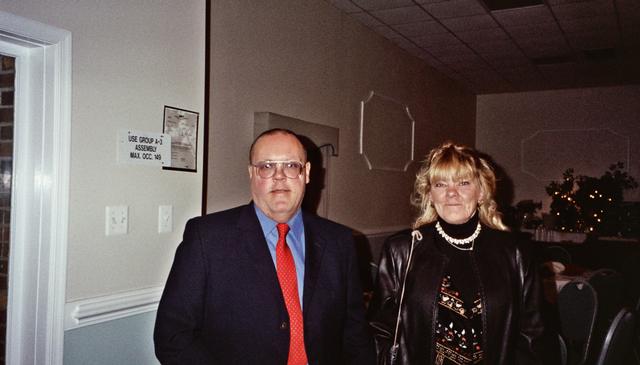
[{"x1": 546, "y1": 163, "x2": 638, "y2": 236}]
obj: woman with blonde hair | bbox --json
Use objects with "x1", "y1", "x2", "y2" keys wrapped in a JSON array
[{"x1": 369, "y1": 142, "x2": 555, "y2": 365}]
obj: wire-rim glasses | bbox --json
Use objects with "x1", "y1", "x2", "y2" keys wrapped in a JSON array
[{"x1": 251, "y1": 160, "x2": 305, "y2": 179}]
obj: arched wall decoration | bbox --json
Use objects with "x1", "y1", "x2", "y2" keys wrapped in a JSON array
[
  {"x1": 520, "y1": 128, "x2": 630, "y2": 181},
  {"x1": 359, "y1": 91, "x2": 415, "y2": 172}
]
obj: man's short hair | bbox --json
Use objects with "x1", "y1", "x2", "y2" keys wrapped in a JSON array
[{"x1": 249, "y1": 128, "x2": 307, "y2": 163}]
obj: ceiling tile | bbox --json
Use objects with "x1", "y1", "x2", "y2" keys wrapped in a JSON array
[
  {"x1": 351, "y1": 0, "x2": 415, "y2": 11},
  {"x1": 550, "y1": 0, "x2": 614, "y2": 20},
  {"x1": 328, "y1": 0, "x2": 640, "y2": 93},
  {"x1": 455, "y1": 27, "x2": 510, "y2": 44},
  {"x1": 500, "y1": 66, "x2": 545, "y2": 86},
  {"x1": 518, "y1": 36, "x2": 569, "y2": 48},
  {"x1": 500, "y1": 65, "x2": 539, "y2": 80},
  {"x1": 402, "y1": 43, "x2": 431, "y2": 57},
  {"x1": 471, "y1": 39, "x2": 522, "y2": 56},
  {"x1": 441, "y1": 14, "x2": 498, "y2": 31},
  {"x1": 413, "y1": 49, "x2": 445, "y2": 66},
  {"x1": 445, "y1": 57, "x2": 492, "y2": 72},
  {"x1": 517, "y1": 36, "x2": 572, "y2": 58},
  {"x1": 427, "y1": 43, "x2": 476, "y2": 58},
  {"x1": 546, "y1": 0, "x2": 592, "y2": 5},
  {"x1": 557, "y1": 15, "x2": 617, "y2": 34},
  {"x1": 439, "y1": 52, "x2": 487, "y2": 64},
  {"x1": 575, "y1": 61, "x2": 620, "y2": 84},
  {"x1": 412, "y1": 31, "x2": 461, "y2": 48},
  {"x1": 457, "y1": 70, "x2": 507, "y2": 88},
  {"x1": 405, "y1": 47, "x2": 441, "y2": 62},
  {"x1": 537, "y1": 63, "x2": 578, "y2": 86},
  {"x1": 420, "y1": 0, "x2": 487, "y2": 19},
  {"x1": 351, "y1": 12, "x2": 385, "y2": 28},
  {"x1": 373, "y1": 25, "x2": 404, "y2": 39},
  {"x1": 430, "y1": 62, "x2": 455, "y2": 75},
  {"x1": 325, "y1": 0, "x2": 363, "y2": 13},
  {"x1": 392, "y1": 37, "x2": 422, "y2": 50},
  {"x1": 370, "y1": 5, "x2": 432, "y2": 24},
  {"x1": 392, "y1": 20, "x2": 448, "y2": 37},
  {"x1": 566, "y1": 31, "x2": 617, "y2": 50},
  {"x1": 483, "y1": 53, "x2": 532, "y2": 68},
  {"x1": 493, "y1": 5, "x2": 555, "y2": 26},
  {"x1": 506, "y1": 22, "x2": 564, "y2": 40}
]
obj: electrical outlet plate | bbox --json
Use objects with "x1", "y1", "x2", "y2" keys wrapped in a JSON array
[
  {"x1": 158, "y1": 205, "x2": 173, "y2": 233},
  {"x1": 106, "y1": 206, "x2": 128, "y2": 236}
]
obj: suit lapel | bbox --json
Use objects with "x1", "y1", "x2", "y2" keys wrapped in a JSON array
[
  {"x1": 236, "y1": 204, "x2": 285, "y2": 306},
  {"x1": 302, "y1": 213, "x2": 326, "y2": 311}
]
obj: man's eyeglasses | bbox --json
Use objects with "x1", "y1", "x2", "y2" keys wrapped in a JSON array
[{"x1": 251, "y1": 160, "x2": 306, "y2": 179}]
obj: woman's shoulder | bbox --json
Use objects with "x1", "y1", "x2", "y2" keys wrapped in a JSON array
[
  {"x1": 481, "y1": 225, "x2": 536, "y2": 255},
  {"x1": 481, "y1": 225, "x2": 517, "y2": 241},
  {"x1": 384, "y1": 224, "x2": 435, "y2": 249},
  {"x1": 383, "y1": 228, "x2": 413, "y2": 250}
]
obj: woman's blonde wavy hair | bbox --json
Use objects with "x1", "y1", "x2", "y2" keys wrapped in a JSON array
[{"x1": 411, "y1": 142, "x2": 508, "y2": 231}]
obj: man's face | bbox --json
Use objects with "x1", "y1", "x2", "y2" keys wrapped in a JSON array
[{"x1": 249, "y1": 133, "x2": 310, "y2": 223}]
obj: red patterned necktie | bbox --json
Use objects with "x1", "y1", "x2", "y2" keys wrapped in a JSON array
[{"x1": 276, "y1": 223, "x2": 308, "y2": 365}]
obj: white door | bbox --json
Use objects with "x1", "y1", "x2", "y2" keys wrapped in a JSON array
[{"x1": 0, "y1": 11, "x2": 71, "y2": 365}]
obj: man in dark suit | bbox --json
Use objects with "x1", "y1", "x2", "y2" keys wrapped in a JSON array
[{"x1": 154, "y1": 128, "x2": 374, "y2": 364}]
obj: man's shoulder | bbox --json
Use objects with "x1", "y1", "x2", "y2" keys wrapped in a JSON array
[{"x1": 302, "y1": 212, "x2": 352, "y2": 235}]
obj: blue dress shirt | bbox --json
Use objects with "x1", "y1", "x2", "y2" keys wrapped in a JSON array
[{"x1": 254, "y1": 206, "x2": 306, "y2": 307}]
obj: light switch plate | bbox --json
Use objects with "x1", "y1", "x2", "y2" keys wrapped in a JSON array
[
  {"x1": 106, "y1": 206, "x2": 128, "y2": 236},
  {"x1": 158, "y1": 205, "x2": 173, "y2": 233}
]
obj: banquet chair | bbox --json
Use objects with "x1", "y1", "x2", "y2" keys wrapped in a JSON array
[
  {"x1": 558, "y1": 333, "x2": 568, "y2": 365},
  {"x1": 586, "y1": 269, "x2": 626, "y2": 362},
  {"x1": 557, "y1": 279, "x2": 598, "y2": 365},
  {"x1": 543, "y1": 245, "x2": 572, "y2": 264},
  {"x1": 635, "y1": 296, "x2": 640, "y2": 364},
  {"x1": 594, "y1": 307, "x2": 636, "y2": 365}
]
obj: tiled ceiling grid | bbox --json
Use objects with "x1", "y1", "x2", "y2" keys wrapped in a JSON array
[{"x1": 326, "y1": 0, "x2": 640, "y2": 94}]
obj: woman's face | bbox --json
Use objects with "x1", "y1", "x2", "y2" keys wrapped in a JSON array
[{"x1": 428, "y1": 176, "x2": 484, "y2": 224}]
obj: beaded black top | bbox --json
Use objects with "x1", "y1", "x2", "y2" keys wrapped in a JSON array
[{"x1": 433, "y1": 213, "x2": 484, "y2": 365}]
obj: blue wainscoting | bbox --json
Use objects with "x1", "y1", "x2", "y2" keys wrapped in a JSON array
[{"x1": 64, "y1": 311, "x2": 159, "y2": 365}]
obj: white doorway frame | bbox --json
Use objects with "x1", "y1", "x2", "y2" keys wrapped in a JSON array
[{"x1": 0, "y1": 11, "x2": 71, "y2": 365}]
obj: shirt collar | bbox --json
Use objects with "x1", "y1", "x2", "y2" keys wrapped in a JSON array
[{"x1": 254, "y1": 204, "x2": 304, "y2": 239}]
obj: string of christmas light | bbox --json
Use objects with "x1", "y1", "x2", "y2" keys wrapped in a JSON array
[{"x1": 545, "y1": 163, "x2": 637, "y2": 236}]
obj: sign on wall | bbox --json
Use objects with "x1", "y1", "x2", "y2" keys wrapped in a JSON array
[
  {"x1": 162, "y1": 106, "x2": 199, "y2": 172},
  {"x1": 117, "y1": 129, "x2": 171, "y2": 166}
]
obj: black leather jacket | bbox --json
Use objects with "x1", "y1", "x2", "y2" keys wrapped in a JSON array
[{"x1": 368, "y1": 224, "x2": 556, "y2": 365}]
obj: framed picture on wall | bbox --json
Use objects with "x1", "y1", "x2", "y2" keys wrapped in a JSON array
[{"x1": 162, "y1": 105, "x2": 199, "y2": 172}]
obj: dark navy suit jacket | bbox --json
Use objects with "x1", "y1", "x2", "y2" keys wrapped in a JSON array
[{"x1": 154, "y1": 203, "x2": 375, "y2": 364}]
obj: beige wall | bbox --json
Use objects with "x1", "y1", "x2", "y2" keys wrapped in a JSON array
[
  {"x1": 2, "y1": 1, "x2": 206, "y2": 300},
  {"x1": 1, "y1": 0, "x2": 474, "y2": 300},
  {"x1": 207, "y1": 0, "x2": 476, "y2": 233},
  {"x1": 476, "y1": 85, "x2": 640, "y2": 211}
]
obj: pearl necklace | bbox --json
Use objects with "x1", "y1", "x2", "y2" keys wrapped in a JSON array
[{"x1": 435, "y1": 221, "x2": 481, "y2": 251}]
